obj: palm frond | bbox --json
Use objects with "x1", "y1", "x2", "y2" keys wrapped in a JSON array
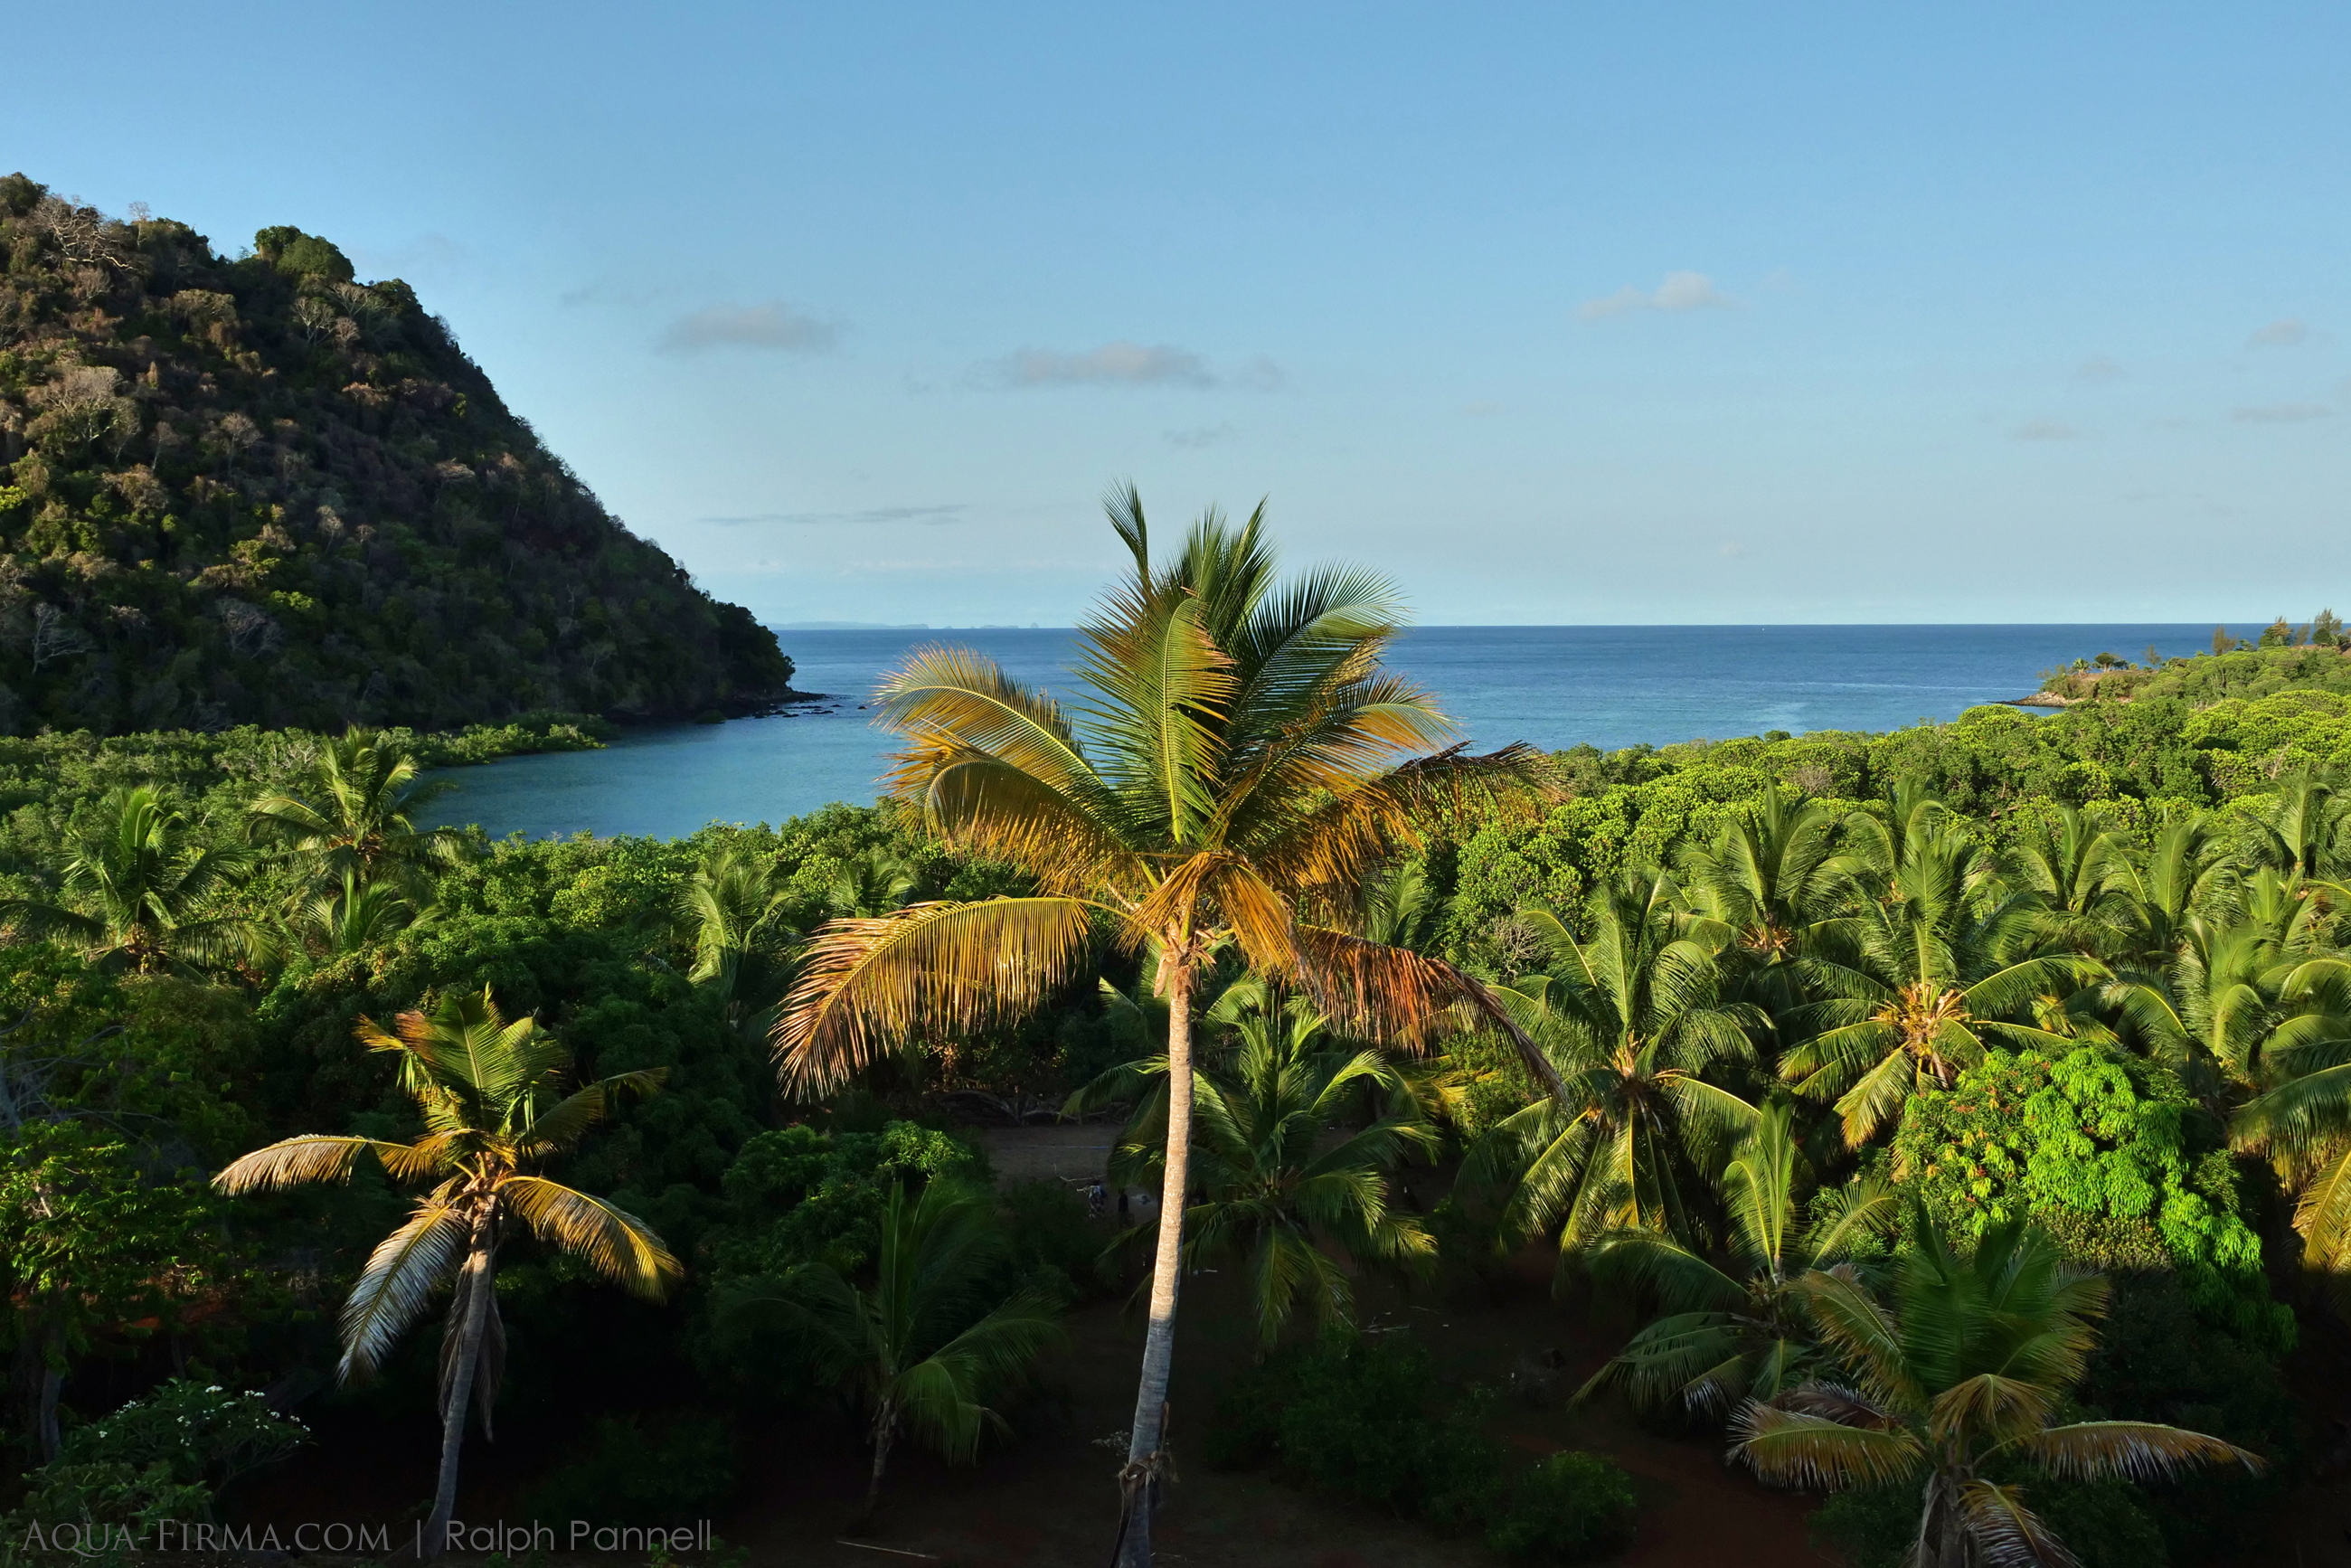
[
  {"x1": 500, "y1": 1176, "x2": 680, "y2": 1298},
  {"x1": 1727, "y1": 1399, "x2": 1926, "y2": 1489},
  {"x1": 774, "y1": 897, "x2": 1100, "y2": 1091},
  {"x1": 2018, "y1": 1420, "x2": 2263, "y2": 1481},
  {"x1": 213, "y1": 1135, "x2": 413, "y2": 1194},
  {"x1": 338, "y1": 1196, "x2": 470, "y2": 1382}
]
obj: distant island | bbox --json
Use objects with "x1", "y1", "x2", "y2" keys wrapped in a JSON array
[{"x1": 0, "y1": 175, "x2": 797, "y2": 735}]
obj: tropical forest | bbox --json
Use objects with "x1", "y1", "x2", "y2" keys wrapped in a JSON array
[{"x1": 5, "y1": 180, "x2": 2351, "y2": 1568}]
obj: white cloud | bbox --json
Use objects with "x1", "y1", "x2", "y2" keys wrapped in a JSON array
[
  {"x1": 993, "y1": 341, "x2": 1214, "y2": 388},
  {"x1": 2247, "y1": 317, "x2": 2314, "y2": 348},
  {"x1": 2232, "y1": 402, "x2": 2332, "y2": 424},
  {"x1": 1578, "y1": 270, "x2": 1732, "y2": 321},
  {"x1": 2014, "y1": 419, "x2": 2083, "y2": 441},
  {"x1": 660, "y1": 301, "x2": 837, "y2": 354},
  {"x1": 2074, "y1": 354, "x2": 2123, "y2": 382}
]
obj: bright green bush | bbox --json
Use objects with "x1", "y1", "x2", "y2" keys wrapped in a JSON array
[{"x1": 1893, "y1": 1046, "x2": 2292, "y2": 1348}]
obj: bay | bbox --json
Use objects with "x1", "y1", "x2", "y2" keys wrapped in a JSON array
[{"x1": 430, "y1": 624, "x2": 2216, "y2": 841}]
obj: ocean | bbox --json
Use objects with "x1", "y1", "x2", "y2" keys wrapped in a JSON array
[{"x1": 428, "y1": 624, "x2": 2217, "y2": 841}]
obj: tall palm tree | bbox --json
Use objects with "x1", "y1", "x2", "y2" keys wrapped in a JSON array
[
  {"x1": 1676, "y1": 786, "x2": 1852, "y2": 1020},
  {"x1": 0, "y1": 786, "x2": 262, "y2": 974},
  {"x1": 246, "y1": 725, "x2": 465, "y2": 894},
  {"x1": 212, "y1": 988, "x2": 676, "y2": 1560},
  {"x1": 676, "y1": 841, "x2": 806, "y2": 1044},
  {"x1": 730, "y1": 1179, "x2": 1061, "y2": 1522},
  {"x1": 1780, "y1": 811, "x2": 2089, "y2": 1148},
  {"x1": 1729, "y1": 1216, "x2": 2261, "y2": 1568},
  {"x1": 1577, "y1": 1101, "x2": 1896, "y2": 1418},
  {"x1": 1070, "y1": 981, "x2": 1438, "y2": 1346},
  {"x1": 772, "y1": 487, "x2": 1553, "y2": 1565},
  {"x1": 1465, "y1": 871, "x2": 1764, "y2": 1261}
]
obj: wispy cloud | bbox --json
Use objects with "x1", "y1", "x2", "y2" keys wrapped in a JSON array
[
  {"x1": 661, "y1": 300, "x2": 837, "y2": 354},
  {"x1": 697, "y1": 505, "x2": 964, "y2": 526},
  {"x1": 2232, "y1": 402, "x2": 2332, "y2": 424},
  {"x1": 989, "y1": 341, "x2": 1215, "y2": 388},
  {"x1": 2247, "y1": 317, "x2": 2316, "y2": 348},
  {"x1": 2013, "y1": 419, "x2": 2083, "y2": 441},
  {"x1": 1578, "y1": 270, "x2": 1732, "y2": 321},
  {"x1": 2074, "y1": 354, "x2": 2123, "y2": 382}
]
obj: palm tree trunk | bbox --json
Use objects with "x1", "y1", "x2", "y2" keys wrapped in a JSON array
[
  {"x1": 422, "y1": 1216, "x2": 496, "y2": 1561},
  {"x1": 35, "y1": 1355, "x2": 62, "y2": 1465},
  {"x1": 1116, "y1": 959, "x2": 1194, "y2": 1568},
  {"x1": 859, "y1": 1402, "x2": 894, "y2": 1525}
]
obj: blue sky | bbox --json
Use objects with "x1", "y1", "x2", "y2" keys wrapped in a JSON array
[{"x1": 7, "y1": 3, "x2": 2345, "y2": 626}]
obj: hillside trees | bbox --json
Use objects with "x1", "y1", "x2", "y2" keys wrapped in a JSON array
[{"x1": 0, "y1": 175, "x2": 794, "y2": 733}]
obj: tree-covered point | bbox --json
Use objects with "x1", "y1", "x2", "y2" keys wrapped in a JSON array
[{"x1": 0, "y1": 175, "x2": 794, "y2": 734}]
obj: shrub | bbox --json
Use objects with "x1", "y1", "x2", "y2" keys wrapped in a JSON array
[
  {"x1": 1206, "y1": 1334, "x2": 1478, "y2": 1507},
  {"x1": 1484, "y1": 1450, "x2": 1638, "y2": 1563},
  {"x1": 524, "y1": 1412, "x2": 738, "y2": 1527}
]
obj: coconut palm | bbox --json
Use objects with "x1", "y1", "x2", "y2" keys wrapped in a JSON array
[
  {"x1": 1780, "y1": 812, "x2": 2091, "y2": 1148},
  {"x1": 1464, "y1": 871, "x2": 1765, "y2": 1261},
  {"x1": 2103, "y1": 812, "x2": 2233, "y2": 978},
  {"x1": 676, "y1": 841, "x2": 806, "y2": 1043},
  {"x1": 1729, "y1": 1215, "x2": 2261, "y2": 1568},
  {"x1": 2007, "y1": 806, "x2": 2136, "y2": 959},
  {"x1": 246, "y1": 724, "x2": 465, "y2": 893},
  {"x1": 1070, "y1": 981, "x2": 1438, "y2": 1346},
  {"x1": 772, "y1": 487, "x2": 1553, "y2": 1565},
  {"x1": 0, "y1": 786, "x2": 263, "y2": 974},
  {"x1": 1676, "y1": 786, "x2": 1852, "y2": 1015},
  {"x1": 296, "y1": 869, "x2": 431, "y2": 957},
  {"x1": 830, "y1": 843, "x2": 920, "y2": 918},
  {"x1": 212, "y1": 988, "x2": 676, "y2": 1560},
  {"x1": 728, "y1": 1179, "x2": 1061, "y2": 1521},
  {"x1": 1577, "y1": 1101, "x2": 1896, "y2": 1418},
  {"x1": 2225, "y1": 954, "x2": 2351, "y2": 1316},
  {"x1": 2249, "y1": 769, "x2": 2351, "y2": 884}
]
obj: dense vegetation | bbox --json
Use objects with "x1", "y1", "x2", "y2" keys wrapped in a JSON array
[
  {"x1": 5, "y1": 520, "x2": 2350, "y2": 1563},
  {"x1": 0, "y1": 176, "x2": 794, "y2": 733}
]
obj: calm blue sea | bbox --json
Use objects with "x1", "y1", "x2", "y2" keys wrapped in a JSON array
[{"x1": 429, "y1": 625, "x2": 2215, "y2": 841}]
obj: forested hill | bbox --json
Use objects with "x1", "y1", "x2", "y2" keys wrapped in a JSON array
[{"x1": 0, "y1": 175, "x2": 794, "y2": 735}]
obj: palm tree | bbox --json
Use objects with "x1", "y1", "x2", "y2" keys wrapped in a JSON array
[
  {"x1": 676, "y1": 841, "x2": 806, "y2": 1044},
  {"x1": 1465, "y1": 871, "x2": 1764, "y2": 1261},
  {"x1": 729, "y1": 1179, "x2": 1061, "y2": 1521},
  {"x1": 1780, "y1": 810, "x2": 2089, "y2": 1148},
  {"x1": 0, "y1": 786, "x2": 263, "y2": 974},
  {"x1": 830, "y1": 843, "x2": 920, "y2": 918},
  {"x1": 2225, "y1": 955, "x2": 2351, "y2": 1316},
  {"x1": 2249, "y1": 769, "x2": 2351, "y2": 884},
  {"x1": 1577, "y1": 1101, "x2": 1895, "y2": 1418},
  {"x1": 772, "y1": 487, "x2": 1553, "y2": 1565},
  {"x1": 2008, "y1": 806, "x2": 2136, "y2": 959},
  {"x1": 296, "y1": 870, "x2": 432, "y2": 957},
  {"x1": 1676, "y1": 786, "x2": 1851, "y2": 1016},
  {"x1": 2103, "y1": 812, "x2": 2233, "y2": 978},
  {"x1": 247, "y1": 725, "x2": 465, "y2": 894},
  {"x1": 1070, "y1": 981, "x2": 1438, "y2": 1346},
  {"x1": 212, "y1": 988, "x2": 677, "y2": 1560},
  {"x1": 1729, "y1": 1216, "x2": 2261, "y2": 1568}
]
